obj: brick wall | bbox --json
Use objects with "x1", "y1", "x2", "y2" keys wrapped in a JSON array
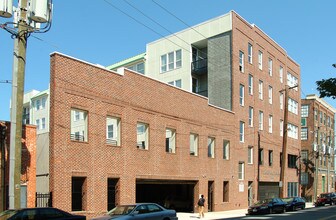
[
  {"x1": 50, "y1": 53, "x2": 241, "y2": 217},
  {"x1": 1, "y1": 121, "x2": 36, "y2": 208}
]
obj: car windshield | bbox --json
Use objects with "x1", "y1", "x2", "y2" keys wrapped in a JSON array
[
  {"x1": 0, "y1": 210, "x2": 18, "y2": 220},
  {"x1": 282, "y1": 197, "x2": 294, "y2": 203},
  {"x1": 254, "y1": 198, "x2": 272, "y2": 205},
  {"x1": 107, "y1": 205, "x2": 136, "y2": 216},
  {"x1": 320, "y1": 194, "x2": 329, "y2": 198}
]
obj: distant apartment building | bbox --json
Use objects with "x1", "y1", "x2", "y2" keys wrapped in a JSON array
[
  {"x1": 300, "y1": 94, "x2": 336, "y2": 201},
  {"x1": 108, "y1": 11, "x2": 301, "y2": 202},
  {"x1": 22, "y1": 89, "x2": 50, "y2": 193},
  {"x1": 0, "y1": 121, "x2": 36, "y2": 210}
]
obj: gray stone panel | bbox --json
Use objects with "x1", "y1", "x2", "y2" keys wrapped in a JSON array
[{"x1": 208, "y1": 32, "x2": 232, "y2": 110}]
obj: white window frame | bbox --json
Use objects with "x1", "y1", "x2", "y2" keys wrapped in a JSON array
[
  {"x1": 268, "y1": 86, "x2": 273, "y2": 104},
  {"x1": 301, "y1": 127, "x2": 308, "y2": 140},
  {"x1": 259, "y1": 111, "x2": 264, "y2": 131},
  {"x1": 248, "y1": 74, "x2": 253, "y2": 95},
  {"x1": 268, "y1": 58, "x2": 273, "y2": 76},
  {"x1": 268, "y1": 115, "x2": 273, "y2": 133},
  {"x1": 36, "y1": 119, "x2": 40, "y2": 130},
  {"x1": 71, "y1": 109, "x2": 88, "y2": 142},
  {"x1": 238, "y1": 162, "x2": 245, "y2": 180},
  {"x1": 160, "y1": 49, "x2": 182, "y2": 73},
  {"x1": 106, "y1": 116, "x2": 121, "y2": 146},
  {"x1": 239, "y1": 121, "x2": 245, "y2": 142},
  {"x1": 301, "y1": 105, "x2": 309, "y2": 117},
  {"x1": 208, "y1": 137, "x2": 215, "y2": 158},
  {"x1": 190, "y1": 133, "x2": 198, "y2": 156},
  {"x1": 248, "y1": 106, "x2": 254, "y2": 127},
  {"x1": 248, "y1": 43, "x2": 253, "y2": 64},
  {"x1": 280, "y1": 120, "x2": 284, "y2": 137},
  {"x1": 287, "y1": 72, "x2": 298, "y2": 91},
  {"x1": 239, "y1": 84, "x2": 244, "y2": 106},
  {"x1": 248, "y1": 146, "x2": 253, "y2": 164},
  {"x1": 137, "y1": 122, "x2": 149, "y2": 150},
  {"x1": 258, "y1": 51, "x2": 263, "y2": 70},
  {"x1": 239, "y1": 51, "x2": 244, "y2": 72},
  {"x1": 258, "y1": 80, "x2": 263, "y2": 100},
  {"x1": 166, "y1": 128, "x2": 176, "y2": 153},
  {"x1": 223, "y1": 140, "x2": 230, "y2": 160},
  {"x1": 279, "y1": 66, "x2": 283, "y2": 83},
  {"x1": 41, "y1": 117, "x2": 46, "y2": 130},
  {"x1": 280, "y1": 92, "x2": 284, "y2": 110}
]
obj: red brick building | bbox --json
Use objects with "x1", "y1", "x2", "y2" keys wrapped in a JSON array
[
  {"x1": 0, "y1": 121, "x2": 36, "y2": 210},
  {"x1": 49, "y1": 11, "x2": 302, "y2": 219},
  {"x1": 300, "y1": 95, "x2": 336, "y2": 202}
]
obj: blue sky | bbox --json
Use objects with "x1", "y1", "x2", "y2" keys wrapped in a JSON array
[{"x1": 0, "y1": 0, "x2": 335, "y2": 121}]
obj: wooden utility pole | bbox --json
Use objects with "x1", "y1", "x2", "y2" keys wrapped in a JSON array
[
  {"x1": 279, "y1": 85, "x2": 297, "y2": 198},
  {"x1": 9, "y1": 0, "x2": 28, "y2": 209},
  {"x1": 257, "y1": 131, "x2": 261, "y2": 200}
]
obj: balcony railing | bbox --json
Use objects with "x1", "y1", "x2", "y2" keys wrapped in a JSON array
[
  {"x1": 70, "y1": 133, "x2": 85, "y2": 142},
  {"x1": 191, "y1": 58, "x2": 208, "y2": 75}
]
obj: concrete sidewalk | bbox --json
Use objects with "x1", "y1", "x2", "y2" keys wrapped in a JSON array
[{"x1": 177, "y1": 202, "x2": 314, "y2": 220}]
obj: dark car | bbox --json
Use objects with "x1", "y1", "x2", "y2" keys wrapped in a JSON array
[
  {"x1": 0, "y1": 207, "x2": 86, "y2": 220},
  {"x1": 91, "y1": 203, "x2": 178, "y2": 220},
  {"x1": 315, "y1": 192, "x2": 336, "y2": 206},
  {"x1": 282, "y1": 197, "x2": 306, "y2": 211},
  {"x1": 247, "y1": 198, "x2": 286, "y2": 215}
]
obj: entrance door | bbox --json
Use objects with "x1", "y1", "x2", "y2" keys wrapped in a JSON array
[
  {"x1": 208, "y1": 181, "x2": 214, "y2": 211},
  {"x1": 248, "y1": 181, "x2": 253, "y2": 206},
  {"x1": 20, "y1": 185, "x2": 27, "y2": 208},
  {"x1": 322, "y1": 176, "x2": 326, "y2": 193}
]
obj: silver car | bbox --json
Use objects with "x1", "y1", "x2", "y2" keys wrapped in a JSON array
[{"x1": 91, "y1": 203, "x2": 178, "y2": 220}]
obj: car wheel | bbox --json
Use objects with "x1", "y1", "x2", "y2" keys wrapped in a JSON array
[
  {"x1": 283, "y1": 206, "x2": 286, "y2": 213},
  {"x1": 269, "y1": 208, "x2": 273, "y2": 214}
]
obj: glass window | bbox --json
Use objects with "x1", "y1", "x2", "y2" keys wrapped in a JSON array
[
  {"x1": 166, "y1": 128, "x2": 176, "y2": 153},
  {"x1": 269, "y1": 150, "x2": 273, "y2": 166},
  {"x1": 248, "y1": 107, "x2": 253, "y2": 127},
  {"x1": 258, "y1": 51, "x2": 263, "y2": 70},
  {"x1": 36, "y1": 119, "x2": 40, "y2": 130},
  {"x1": 258, "y1": 80, "x2": 263, "y2": 100},
  {"x1": 301, "y1": 127, "x2": 308, "y2": 140},
  {"x1": 248, "y1": 74, "x2": 253, "y2": 95},
  {"x1": 280, "y1": 92, "x2": 284, "y2": 110},
  {"x1": 238, "y1": 162, "x2": 244, "y2": 180},
  {"x1": 268, "y1": 115, "x2": 273, "y2": 133},
  {"x1": 160, "y1": 55, "x2": 167, "y2": 73},
  {"x1": 248, "y1": 146, "x2": 253, "y2": 164},
  {"x1": 36, "y1": 99, "x2": 41, "y2": 110},
  {"x1": 106, "y1": 116, "x2": 121, "y2": 146},
  {"x1": 208, "y1": 137, "x2": 215, "y2": 158},
  {"x1": 279, "y1": 66, "x2": 283, "y2": 83},
  {"x1": 41, "y1": 117, "x2": 46, "y2": 130},
  {"x1": 42, "y1": 97, "x2": 46, "y2": 109},
  {"x1": 301, "y1": 105, "x2": 309, "y2": 117},
  {"x1": 175, "y1": 49, "x2": 182, "y2": 68},
  {"x1": 137, "y1": 123, "x2": 149, "y2": 149},
  {"x1": 239, "y1": 121, "x2": 245, "y2": 142},
  {"x1": 259, "y1": 111, "x2": 263, "y2": 131},
  {"x1": 160, "y1": 49, "x2": 182, "y2": 73},
  {"x1": 259, "y1": 148, "x2": 264, "y2": 165},
  {"x1": 190, "y1": 133, "x2": 198, "y2": 156},
  {"x1": 239, "y1": 51, "x2": 244, "y2": 72},
  {"x1": 239, "y1": 84, "x2": 244, "y2": 106},
  {"x1": 223, "y1": 140, "x2": 230, "y2": 160},
  {"x1": 280, "y1": 120, "x2": 284, "y2": 137},
  {"x1": 248, "y1": 43, "x2": 252, "y2": 64},
  {"x1": 268, "y1": 58, "x2": 273, "y2": 76},
  {"x1": 71, "y1": 109, "x2": 88, "y2": 142},
  {"x1": 268, "y1": 86, "x2": 273, "y2": 104}
]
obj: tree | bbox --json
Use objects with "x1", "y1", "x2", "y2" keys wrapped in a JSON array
[{"x1": 316, "y1": 78, "x2": 336, "y2": 99}]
